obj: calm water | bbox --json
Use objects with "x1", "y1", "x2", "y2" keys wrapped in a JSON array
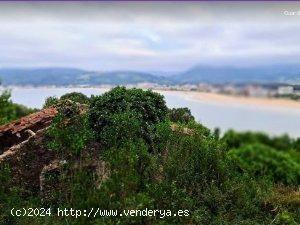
[{"x1": 3, "y1": 87, "x2": 300, "y2": 137}]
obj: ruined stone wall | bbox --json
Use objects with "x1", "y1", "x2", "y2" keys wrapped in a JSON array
[{"x1": 0, "y1": 108, "x2": 57, "y2": 153}]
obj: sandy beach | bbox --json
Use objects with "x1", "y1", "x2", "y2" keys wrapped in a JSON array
[
  {"x1": 4, "y1": 86, "x2": 300, "y2": 112},
  {"x1": 159, "y1": 90, "x2": 300, "y2": 111},
  {"x1": 5, "y1": 86, "x2": 300, "y2": 137}
]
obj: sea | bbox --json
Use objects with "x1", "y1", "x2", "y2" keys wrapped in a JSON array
[{"x1": 3, "y1": 87, "x2": 300, "y2": 138}]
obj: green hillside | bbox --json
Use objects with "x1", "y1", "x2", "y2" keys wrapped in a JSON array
[{"x1": 0, "y1": 87, "x2": 299, "y2": 225}]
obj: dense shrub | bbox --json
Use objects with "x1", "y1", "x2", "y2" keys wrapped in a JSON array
[
  {"x1": 60, "y1": 92, "x2": 90, "y2": 104},
  {"x1": 98, "y1": 111, "x2": 143, "y2": 148},
  {"x1": 56, "y1": 121, "x2": 271, "y2": 224},
  {"x1": 43, "y1": 96, "x2": 59, "y2": 108},
  {"x1": 228, "y1": 143, "x2": 300, "y2": 185},
  {"x1": 0, "y1": 164, "x2": 42, "y2": 225},
  {"x1": 168, "y1": 107, "x2": 195, "y2": 124},
  {"x1": 274, "y1": 211, "x2": 298, "y2": 225},
  {"x1": 2, "y1": 88, "x2": 300, "y2": 225},
  {"x1": 88, "y1": 87, "x2": 168, "y2": 146},
  {"x1": 147, "y1": 122, "x2": 271, "y2": 224},
  {"x1": 222, "y1": 129, "x2": 298, "y2": 152},
  {"x1": 0, "y1": 90, "x2": 36, "y2": 125},
  {"x1": 293, "y1": 138, "x2": 300, "y2": 152},
  {"x1": 47, "y1": 100, "x2": 93, "y2": 158},
  {"x1": 43, "y1": 92, "x2": 90, "y2": 108}
]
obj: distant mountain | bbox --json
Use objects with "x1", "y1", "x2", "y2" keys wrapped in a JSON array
[
  {"x1": 0, "y1": 68, "x2": 169, "y2": 86},
  {"x1": 83, "y1": 71, "x2": 169, "y2": 85},
  {"x1": 0, "y1": 65, "x2": 300, "y2": 86},
  {"x1": 0, "y1": 68, "x2": 87, "y2": 86},
  {"x1": 173, "y1": 65, "x2": 300, "y2": 84}
]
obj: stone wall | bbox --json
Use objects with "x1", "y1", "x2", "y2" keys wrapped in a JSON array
[{"x1": 0, "y1": 108, "x2": 57, "y2": 153}]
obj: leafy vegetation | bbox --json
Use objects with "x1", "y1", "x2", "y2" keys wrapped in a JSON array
[
  {"x1": 275, "y1": 93, "x2": 300, "y2": 101},
  {"x1": 0, "y1": 90, "x2": 36, "y2": 125},
  {"x1": 0, "y1": 87, "x2": 299, "y2": 225},
  {"x1": 88, "y1": 86, "x2": 168, "y2": 149},
  {"x1": 47, "y1": 100, "x2": 92, "y2": 158},
  {"x1": 168, "y1": 107, "x2": 195, "y2": 124},
  {"x1": 228, "y1": 143, "x2": 300, "y2": 185},
  {"x1": 43, "y1": 92, "x2": 90, "y2": 108},
  {"x1": 222, "y1": 129, "x2": 300, "y2": 152}
]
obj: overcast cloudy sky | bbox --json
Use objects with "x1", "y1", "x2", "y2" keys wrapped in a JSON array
[{"x1": 0, "y1": 2, "x2": 300, "y2": 72}]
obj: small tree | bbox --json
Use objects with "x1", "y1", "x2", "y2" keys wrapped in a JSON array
[
  {"x1": 47, "y1": 100, "x2": 92, "y2": 158},
  {"x1": 43, "y1": 96, "x2": 59, "y2": 108},
  {"x1": 228, "y1": 143, "x2": 300, "y2": 185},
  {"x1": 88, "y1": 86, "x2": 168, "y2": 148},
  {"x1": 43, "y1": 92, "x2": 90, "y2": 108},
  {"x1": 168, "y1": 107, "x2": 195, "y2": 124},
  {"x1": 60, "y1": 92, "x2": 90, "y2": 104},
  {"x1": 0, "y1": 90, "x2": 35, "y2": 125}
]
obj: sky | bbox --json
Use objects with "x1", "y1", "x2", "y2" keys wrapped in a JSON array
[{"x1": 0, "y1": 2, "x2": 300, "y2": 72}]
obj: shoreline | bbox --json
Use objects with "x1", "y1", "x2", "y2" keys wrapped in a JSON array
[
  {"x1": 159, "y1": 90, "x2": 300, "y2": 111},
  {"x1": 2, "y1": 86, "x2": 300, "y2": 111}
]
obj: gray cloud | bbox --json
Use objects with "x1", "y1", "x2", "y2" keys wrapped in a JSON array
[{"x1": 0, "y1": 2, "x2": 300, "y2": 72}]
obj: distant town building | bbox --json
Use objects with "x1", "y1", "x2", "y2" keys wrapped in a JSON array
[
  {"x1": 277, "y1": 86, "x2": 294, "y2": 95},
  {"x1": 244, "y1": 85, "x2": 270, "y2": 97}
]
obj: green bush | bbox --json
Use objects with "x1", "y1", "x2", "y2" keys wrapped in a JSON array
[
  {"x1": 60, "y1": 92, "x2": 90, "y2": 104},
  {"x1": 293, "y1": 138, "x2": 300, "y2": 152},
  {"x1": 60, "y1": 121, "x2": 271, "y2": 224},
  {"x1": 2, "y1": 88, "x2": 300, "y2": 225},
  {"x1": 43, "y1": 96, "x2": 59, "y2": 108},
  {"x1": 0, "y1": 90, "x2": 36, "y2": 125},
  {"x1": 43, "y1": 92, "x2": 89, "y2": 108},
  {"x1": 228, "y1": 143, "x2": 300, "y2": 185},
  {"x1": 274, "y1": 211, "x2": 298, "y2": 225},
  {"x1": 147, "y1": 122, "x2": 271, "y2": 224},
  {"x1": 0, "y1": 164, "x2": 42, "y2": 225},
  {"x1": 99, "y1": 111, "x2": 143, "y2": 148},
  {"x1": 168, "y1": 107, "x2": 195, "y2": 124},
  {"x1": 222, "y1": 130, "x2": 297, "y2": 152},
  {"x1": 47, "y1": 100, "x2": 93, "y2": 158},
  {"x1": 88, "y1": 87, "x2": 168, "y2": 145}
]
